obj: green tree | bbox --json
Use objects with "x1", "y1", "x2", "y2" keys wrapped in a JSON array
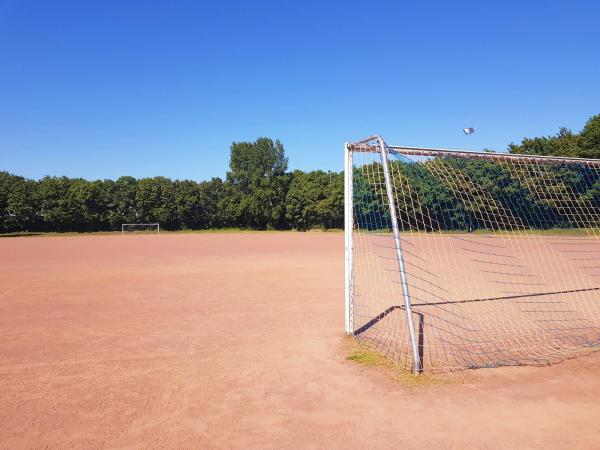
[
  {"x1": 135, "y1": 177, "x2": 177, "y2": 229},
  {"x1": 110, "y1": 176, "x2": 138, "y2": 227},
  {"x1": 318, "y1": 171, "x2": 344, "y2": 229},
  {"x1": 199, "y1": 177, "x2": 226, "y2": 228},
  {"x1": 226, "y1": 137, "x2": 289, "y2": 229},
  {"x1": 0, "y1": 172, "x2": 39, "y2": 232},
  {"x1": 35, "y1": 176, "x2": 74, "y2": 231},
  {"x1": 228, "y1": 137, "x2": 288, "y2": 186},
  {"x1": 285, "y1": 170, "x2": 343, "y2": 230},
  {"x1": 579, "y1": 114, "x2": 600, "y2": 158},
  {"x1": 173, "y1": 180, "x2": 202, "y2": 229},
  {"x1": 509, "y1": 114, "x2": 600, "y2": 159},
  {"x1": 351, "y1": 165, "x2": 389, "y2": 231}
]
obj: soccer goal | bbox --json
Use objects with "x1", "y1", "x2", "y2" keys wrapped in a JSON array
[
  {"x1": 121, "y1": 223, "x2": 160, "y2": 235},
  {"x1": 345, "y1": 135, "x2": 600, "y2": 373}
]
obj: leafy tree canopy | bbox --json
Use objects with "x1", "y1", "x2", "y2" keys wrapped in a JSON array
[
  {"x1": 227, "y1": 137, "x2": 288, "y2": 189},
  {"x1": 509, "y1": 115, "x2": 600, "y2": 159}
]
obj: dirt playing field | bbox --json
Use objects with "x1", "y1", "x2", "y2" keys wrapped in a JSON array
[{"x1": 1, "y1": 233, "x2": 600, "y2": 449}]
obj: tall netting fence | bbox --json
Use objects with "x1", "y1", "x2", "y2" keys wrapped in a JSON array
[{"x1": 346, "y1": 136, "x2": 600, "y2": 372}]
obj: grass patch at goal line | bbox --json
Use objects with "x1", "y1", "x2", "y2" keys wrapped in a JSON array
[{"x1": 346, "y1": 346, "x2": 449, "y2": 387}]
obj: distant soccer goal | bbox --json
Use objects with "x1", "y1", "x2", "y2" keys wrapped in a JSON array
[
  {"x1": 121, "y1": 223, "x2": 160, "y2": 235},
  {"x1": 345, "y1": 135, "x2": 600, "y2": 373}
]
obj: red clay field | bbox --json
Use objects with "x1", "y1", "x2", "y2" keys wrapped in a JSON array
[{"x1": 1, "y1": 232, "x2": 600, "y2": 449}]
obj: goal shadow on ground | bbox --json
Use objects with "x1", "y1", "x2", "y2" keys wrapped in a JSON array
[{"x1": 354, "y1": 286, "x2": 600, "y2": 370}]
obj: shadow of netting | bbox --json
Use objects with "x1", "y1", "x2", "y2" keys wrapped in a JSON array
[{"x1": 352, "y1": 232, "x2": 600, "y2": 372}]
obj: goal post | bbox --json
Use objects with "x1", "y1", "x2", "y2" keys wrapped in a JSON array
[
  {"x1": 345, "y1": 135, "x2": 600, "y2": 372},
  {"x1": 121, "y1": 223, "x2": 160, "y2": 235},
  {"x1": 344, "y1": 142, "x2": 353, "y2": 336}
]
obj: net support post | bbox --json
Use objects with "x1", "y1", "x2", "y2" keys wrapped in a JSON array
[
  {"x1": 378, "y1": 137, "x2": 422, "y2": 374},
  {"x1": 344, "y1": 142, "x2": 354, "y2": 335}
]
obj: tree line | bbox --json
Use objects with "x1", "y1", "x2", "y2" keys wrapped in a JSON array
[
  {"x1": 355, "y1": 156, "x2": 600, "y2": 232},
  {"x1": 354, "y1": 115, "x2": 600, "y2": 232},
  {"x1": 0, "y1": 137, "x2": 343, "y2": 233},
  {"x1": 1, "y1": 115, "x2": 598, "y2": 233}
]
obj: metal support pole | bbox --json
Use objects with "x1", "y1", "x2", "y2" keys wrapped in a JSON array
[
  {"x1": 378, "y1": 137, "x2": 422, "y2": 373},
  {"x1": 344, "y1": 143, "x2": 354, "y2": 335}
]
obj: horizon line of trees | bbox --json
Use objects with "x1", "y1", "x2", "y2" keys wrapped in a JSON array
[
  {"x1": 0, "y1": 137, "x2": 343, "y2": 233},
  {"x1": 1, "y1": 114, "x2": 599, "y2": 234}
]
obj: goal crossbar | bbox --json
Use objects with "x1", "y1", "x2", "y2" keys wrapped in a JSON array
[{"x1": 348, "y1": 138, "x2": 600, "y2": 166}]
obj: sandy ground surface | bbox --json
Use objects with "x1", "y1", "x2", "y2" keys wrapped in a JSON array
[{"x1": 1, "y1": 233, "x2": 600, "y2": 449}]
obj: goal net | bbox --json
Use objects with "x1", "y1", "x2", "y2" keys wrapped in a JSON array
[
  {"x1": 121, "y1": 223, "x2": 160, "y2": 235},
  {"x1": 345, "y1": 135, "x2": 600, "y2": 372}
]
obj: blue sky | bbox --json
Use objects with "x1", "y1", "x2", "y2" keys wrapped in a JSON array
[{"x1": 1, "y1": 0, "x2": 599, "y2": 181}]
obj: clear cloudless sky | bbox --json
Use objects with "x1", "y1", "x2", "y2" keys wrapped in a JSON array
[{"x1": 1, "y1": 0, "x2": 599, "y2": 181}]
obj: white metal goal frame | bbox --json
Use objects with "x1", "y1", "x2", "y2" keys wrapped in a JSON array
[
  {"x1": 121, "y1": 223, "x2": 161, "y2": 235},
  {"x1": 345, "y1": 135, "x2": 600, "y2": 373}
]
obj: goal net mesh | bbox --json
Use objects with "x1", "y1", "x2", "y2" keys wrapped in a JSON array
[{"x1": 348, "y1": 137, "x2": 600, "y2": 372}]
